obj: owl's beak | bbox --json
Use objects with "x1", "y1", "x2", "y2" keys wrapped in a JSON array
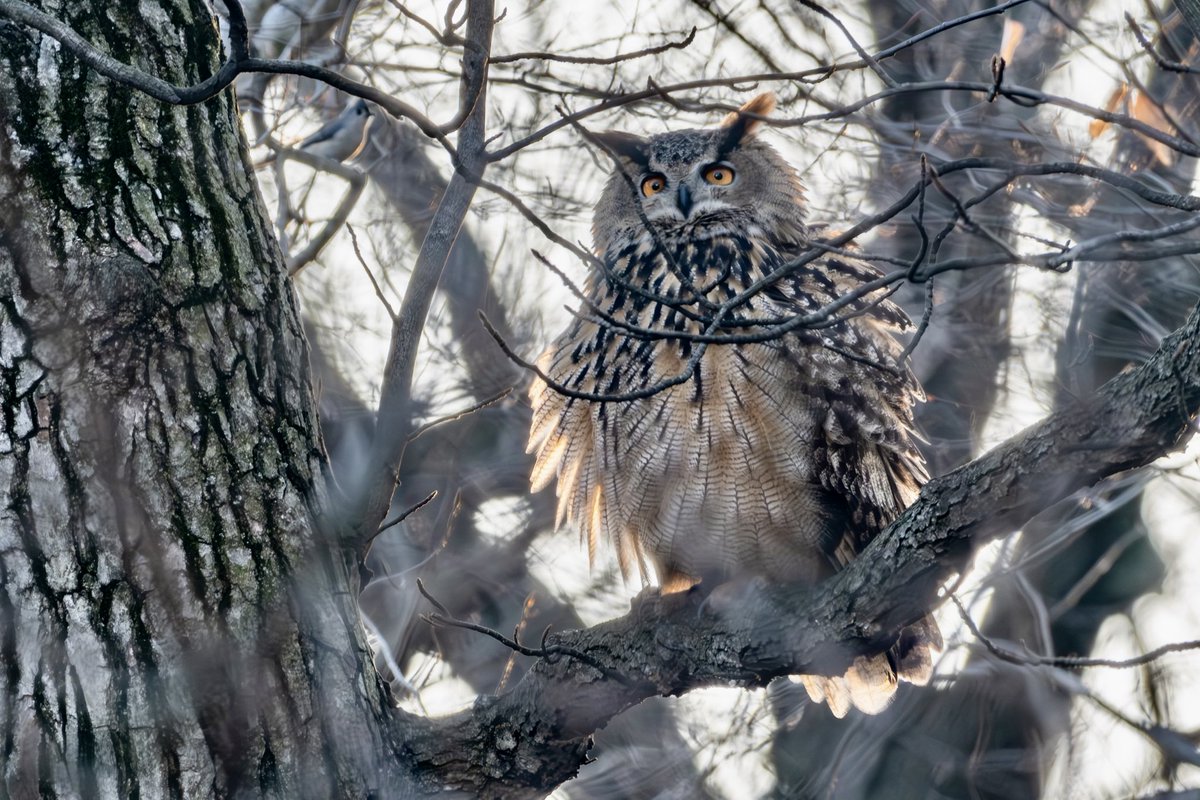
[{"x1": 676, "y1": 184, "x2": 693, "y2": 217}]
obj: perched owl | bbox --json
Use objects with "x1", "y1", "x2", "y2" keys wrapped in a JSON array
[{"x1": 527, "y1": 93, "x2": 941, "y2": 717}]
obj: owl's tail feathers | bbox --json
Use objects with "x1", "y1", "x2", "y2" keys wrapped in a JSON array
[{"x1": 800, "y1": 614, "x2": 943, "y2": 718}]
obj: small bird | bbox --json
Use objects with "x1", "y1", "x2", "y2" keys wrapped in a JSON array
[
  {"x1": 527, "y1": 93, "x2": 941, "y2": 717},
  {"x1": 256, "y1": 99, "x2": 374, "y2": 167}
]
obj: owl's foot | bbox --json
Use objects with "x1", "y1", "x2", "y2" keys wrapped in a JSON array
[{"x1": 658, "y1": 568, "x2": 700, "y2": 594}]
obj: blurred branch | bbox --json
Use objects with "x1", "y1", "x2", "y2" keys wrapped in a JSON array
[
  {"x1": 346, "y1": 224, "x2": 398, "y2": 320},
  {"x1": 1130, "y1": 11, "x2": 1200, "y2": 73},
  {"x1": 799, "y1": 0, "x2": 897, "y2": 87},
  {"x1": 1081, "y1": 683, "x2": 1200, "y2": 769},
  {"x1": 388, "y1": 0, "x2": 467, "y2": 47},
  {"x1": 1176, "y1": 0, "x2": 1200, "y2": 40},
  {"x1": 284, "y1": 164, "x2": 366, "y2": 275}
]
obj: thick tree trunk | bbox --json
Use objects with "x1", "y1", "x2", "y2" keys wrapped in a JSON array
[{"x1": 0, "y1": 2, "x2": 406, "y2": 796}]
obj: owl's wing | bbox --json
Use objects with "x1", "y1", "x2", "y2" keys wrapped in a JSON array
[
  {"x1": 814, "y1": 407, "x2": 944, "y2": 690},
  {"x1": 771, "y1": 246, "x2": 943, "y2": 694},
  {"x1": 769, "y1": 245, "x2": 928, "y2": 568},
  {"x1": 817, "y1": 422, "x2": 927, "y2": 569}
]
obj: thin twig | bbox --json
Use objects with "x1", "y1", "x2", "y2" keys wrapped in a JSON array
[
  {"x1": 492, "y1": 27, "x2": 697, "y2": 64},
  {"x1": 797, "y1": 0, "x2": 896, "y2": 87},
  {"x1": 479, "y1": 311, "x2": 710, "y2": 403},
  {"x1": 1080, "y1": 685, "x2": 1200, "y2": 768},
  {"x1": 374, "y1": 491, "x2": 439, "y2": 538},
  {"x1": 285, "y1": 170, "x2": 367, "y2": 275},
  {"x1": 408, "y1": 388, "x2": 513, "y2": 441},
  {"x1": 415, "y1": 580, "x2": 634, "y2": 684},
  {"x1": 954, "y1": 596, "x2": 1200, "y2": 669},
  {"x1": 1126, "y1": 11, "x2": 1200, "y2": 74},
  {"x1": 346, "y1": 225, "x2": 398, "y2": 321},
  {"x1": 906, "y1": 154, "x2": 930, "y2": 280},
  {"x1": 899, "y1": 277, "x2": 935, "y2": 362},
  {"x1": 388, "y1": 0, "x2": 466, "y2": 46},
  {"x1": 987, "y1": 54, "x2": 1006, "y2": 102}
]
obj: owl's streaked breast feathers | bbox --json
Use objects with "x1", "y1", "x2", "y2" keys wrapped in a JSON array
[{"x1": 527, "y1": 93, "x2": 941, "y2": 717}]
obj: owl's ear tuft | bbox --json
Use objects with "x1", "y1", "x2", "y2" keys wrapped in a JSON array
[
  {"x1": 719, "y1": 92, "x2": 776, "y2": 150},
  {"x1": 590, "y1": 130, "x2": 651, "y2": 170}
]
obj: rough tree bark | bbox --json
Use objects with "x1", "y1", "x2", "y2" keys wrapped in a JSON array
[{"x1": 0, "y1": 1, "x2": 408, "y2": 796}]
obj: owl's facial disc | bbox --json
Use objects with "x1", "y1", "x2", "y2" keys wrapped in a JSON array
[
  {"x1": 591, "y1": 96, "x2": 807, "y2": 257},
  {"x1": 640, "y1": 160, "x2": 738, "y2": 225}
]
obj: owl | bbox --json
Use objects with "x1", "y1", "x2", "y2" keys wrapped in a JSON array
[{"x1": 527, "y1": 93, "x2": 941, "y2": 717}]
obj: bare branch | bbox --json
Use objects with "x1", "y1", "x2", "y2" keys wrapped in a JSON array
[
  {"x1": 346, "y1": 224, "x2": 398, "y2": 321},
  {"x1": 407, "y1": 388, "x2": 513, "y2": 441},
  {"x1": 798, "y1": 0, "x2": 896, "y2": 88},
  {"x1": 416, "y1": 580, "x2": 629, "y2": 682},
  {"x1": 1127, "y1": 11, "x2": 1200, "y2": 74},
  {"x1": 285, "y1": 164, "x2": 367, "y2": 275},
  {"x1": 373, "y1": 490, "x2": 439, "y2": 539}
]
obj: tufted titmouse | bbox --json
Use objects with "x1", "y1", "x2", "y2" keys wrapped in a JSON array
[{"x1": 258, "y1": 99, "x2": 374, "y2": 167}]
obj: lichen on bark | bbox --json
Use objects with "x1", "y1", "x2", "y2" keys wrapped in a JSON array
[{"x1": 0, "y1": 2, "x2": 405, "y2": 797}]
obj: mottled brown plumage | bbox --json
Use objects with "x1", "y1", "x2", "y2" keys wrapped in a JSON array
[{"x1": 528, "y1": 94, "x2": 940, "y2": 716}]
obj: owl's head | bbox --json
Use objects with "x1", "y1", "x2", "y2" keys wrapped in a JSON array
[{"x1": 590, "y1": 93, "x2": 807, "y2": 256}]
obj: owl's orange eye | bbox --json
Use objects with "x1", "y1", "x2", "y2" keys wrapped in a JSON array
[
  {"x1": 640, "y1": 174, "x2": 667, "y2": 197},
  {"x1": 702, "y1": 164, "x2": 735, "y2": 185}
]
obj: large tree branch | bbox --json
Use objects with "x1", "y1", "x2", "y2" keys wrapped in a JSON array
[{"x1": 399, "y1": 295, "x2": 1200, "y2": 798}]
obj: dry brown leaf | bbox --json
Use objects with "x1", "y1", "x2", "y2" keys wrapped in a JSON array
[
  {"x1": 1068, "y1": 195, "x2": 1098, "y2": 217},
  {"x1": 1089, "y1": 83, "x2": 1128, "y2": 139},
  {"x1": 1130, "y1": 88, "x2": 1177, "y2": 166},
  {"x1": 1000, "y1": 19, "x2": 1025, "y2": 63}
]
